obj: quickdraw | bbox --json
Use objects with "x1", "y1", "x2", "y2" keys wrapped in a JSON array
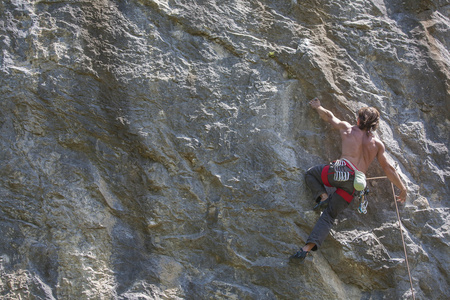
[
  {"x1": 357, "y1": 188, "x2": 370, "y2": 214},
  {"x1": 334, "y1": 170, "x2": 350, "y2": 181},
  {"x1": 333, "y1": 159, "x2": 351, "y2": 182}
]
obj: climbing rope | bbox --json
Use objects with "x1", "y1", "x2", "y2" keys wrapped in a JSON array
[
  {"x1": 364, "y1": 176, "x2": 415, "y2": 300},
  {"x1": 366, "y1": 176, "x2": 388, "y2": 180},
  {"x1": 391, "y1": 181, "x2": 415, "y2": 300}
]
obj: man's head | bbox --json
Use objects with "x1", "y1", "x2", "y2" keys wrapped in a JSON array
[{"x1": 357, "y1": 107, "x2": 380, "y2": 132}]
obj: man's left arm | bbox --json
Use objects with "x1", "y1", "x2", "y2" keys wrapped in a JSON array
[{"x1": 377, "y1": 142, "x2": 407, "y2": 203}]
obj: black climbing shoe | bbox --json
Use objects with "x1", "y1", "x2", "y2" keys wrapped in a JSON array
[
  {"x1": 313, "y1": 198, "x2": 329, "y2": 211},
  {"x1": 289, "y1": 249, "x2": 309, "y2": 263}
]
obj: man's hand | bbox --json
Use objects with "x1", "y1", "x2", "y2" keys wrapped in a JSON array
[
  {"x1": 309, "y1": 97, "x2": 321, "y2": 109},
  {"x1": 397, "y1": 189, "x2": 407, "y2": 203},
  {"x1": 308, "y1": 97, "x2": 349, "y2": 130}
]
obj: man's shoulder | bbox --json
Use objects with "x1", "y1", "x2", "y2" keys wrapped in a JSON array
[
  {"x1": 371, "y1": 134, "x2": 383, "y2": 144},
  {"x1": 371, "y1": 135, "x2": 385, "y2": 151},
  {"x1": 340, "y1": 123, "x2": 356, "y2": 132}
]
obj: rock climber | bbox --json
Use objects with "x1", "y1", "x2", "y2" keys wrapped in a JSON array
[{"x1": 290, "y1": 98, "x2": 407, "y2": 262}]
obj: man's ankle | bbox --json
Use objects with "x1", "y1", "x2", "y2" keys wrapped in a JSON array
[
  {"x1": 303, "y1": 243, "x2": 315, "y2": 252},
  {"x1": 320, "y1": 193, "x2": 328, "y2": 202}
]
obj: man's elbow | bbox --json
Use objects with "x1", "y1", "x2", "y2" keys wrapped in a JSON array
[
  {"x1": 325, "y1": 110, "x2": 334, "y2": 120},
  {"x1": 322, "y1": 110, "x2": 334, "y2": 123}
]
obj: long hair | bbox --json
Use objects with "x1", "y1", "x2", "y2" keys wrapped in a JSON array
[{"x1": 358, "y1": 107, "x2": 380, "y2": 133}]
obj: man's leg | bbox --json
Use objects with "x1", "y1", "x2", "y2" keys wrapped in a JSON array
[
  {"x1": 290, "y1": 192, "x2": 349, "y2": 261},
  {"x1": 305, "y1": 164, "x2": 328, "y2": 204},
  {"x1": 304, "y1": 192, "x2": 349, "y2": 250},
  {"x1": 302, "y1": 242, "x2": 316, "y2": 252}
]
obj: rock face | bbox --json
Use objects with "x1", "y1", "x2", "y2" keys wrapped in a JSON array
[{"x1": 0, "y1": 0, "x2": 448, "y2": 299}]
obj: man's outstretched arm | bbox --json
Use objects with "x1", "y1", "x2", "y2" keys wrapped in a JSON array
[
  {"x1": 309, "y1": 98, "x2": 350, "y2": 130},
  {"x1": 377, "y1": 142, "x2": 407, "y2": 203}
]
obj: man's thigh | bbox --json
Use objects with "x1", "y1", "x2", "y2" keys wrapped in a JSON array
[{"x1": 328, "y1": 192, "x2": 350, "y2": 218}]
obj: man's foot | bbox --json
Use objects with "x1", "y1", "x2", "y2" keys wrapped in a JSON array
[
  {"x1": 289, "y1": 249, "x2": 309, "y2": 263},
  {"x1": 313, "y1": 198, "x2": 329, "y2": 211}
]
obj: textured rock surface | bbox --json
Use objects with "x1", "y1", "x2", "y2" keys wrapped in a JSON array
[{"x1": 0, "y1": 0, "x2": 449, "y2": 299}]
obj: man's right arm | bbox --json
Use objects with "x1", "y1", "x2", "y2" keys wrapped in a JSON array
[
  {"x1": 377, "y1": 141, "x2": 407, "y2": 203},
  {"x1": 309, "y1": 98, "x2": 350, "y2": 130}
]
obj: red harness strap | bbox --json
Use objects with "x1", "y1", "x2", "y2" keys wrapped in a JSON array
[
  {"x1": 321, "y1": 164, "x2": 354, "y2": 203},
  {"x1": 336, "y1": 188, "x2": 354, "y2": 203},
  {"x1": 321, "y1": 165, "x2": 331, "y2": 187}
]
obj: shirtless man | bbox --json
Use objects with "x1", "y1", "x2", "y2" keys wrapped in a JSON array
[{"x1": 290, "y1": 98, "x2": 407, "y2": 262}]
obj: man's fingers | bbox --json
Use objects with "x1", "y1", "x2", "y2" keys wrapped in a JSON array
[
  {"x1": 396, "y1": 195, "x2": 406, "y2": 203},
  {"x1": 397, "y1": 190, "x2": 407, "y2": 203},
  {"x1": 309, "y1": 98, "x2": 320, "y2": 107}
]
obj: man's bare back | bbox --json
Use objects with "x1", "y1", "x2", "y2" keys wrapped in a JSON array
[
  {"x1": 308, "y1": 98, "x2": 407, "y2": 202},
  {"x1": 339, "y1": 125, "x2": 380, "y2": 173}
]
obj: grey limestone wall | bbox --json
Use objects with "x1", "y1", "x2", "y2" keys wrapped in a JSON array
[{"x1": 0, "y1": 0, "x2": 448, "y2": 299}]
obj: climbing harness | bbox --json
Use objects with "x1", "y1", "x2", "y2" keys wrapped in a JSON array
[
  {"x1": 333, "y1": 160, "x2": 351, "y2": 181},
  {"x1": 332, "y1": 159, "x2": 367, "y2": 190},
  {"x1": 357, "y1": 188, "x2": 369, "y2": 214},
  {"x1": 342, "y1": 158, "x2": 366, "y2": 191},
  {"x1": 364, "y1": 175, "x2": 415, "y2": 300},
  {"x1": 321, "y1": 163, "x2": 355, "y2": 203}
]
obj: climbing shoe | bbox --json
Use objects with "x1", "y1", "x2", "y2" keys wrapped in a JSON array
[
  {"x1": 313, "y1": 198, "x2": 329, "y2": 211},
  {"x1": 289, "y1": 249, "x2": 309, "y2": 263}
]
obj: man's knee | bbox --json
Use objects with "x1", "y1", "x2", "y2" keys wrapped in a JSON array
[
  {"x1": 328, "y1": 195, "x2": 349, "y2": 218},
  {"x1": 305, "y1": 164, "x2": 325, "y2": 178}
]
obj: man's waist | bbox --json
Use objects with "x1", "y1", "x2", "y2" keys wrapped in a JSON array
[{"x1": 337, "y1": 158, "x2": 363, "y2": 172}]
